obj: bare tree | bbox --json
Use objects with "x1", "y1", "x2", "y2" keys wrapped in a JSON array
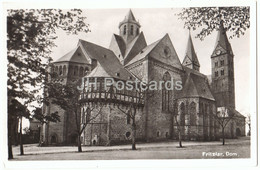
[
  {"x1": 117, "y1": 102, "x2": 139, "y2": 150},
  {"x1": 47, "y1": 79, "x2": 103, "y2": 152},
  {"x1": 171, "y1": 101, "x2": 183, "y2": 148},
  {"x1": 213, "y1": 107, "x2": 235, "y2": 145},
  {"x1": 77, "y1": 103, "x2": 104, "y2": 151}
]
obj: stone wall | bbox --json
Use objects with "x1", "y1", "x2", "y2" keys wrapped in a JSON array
[
  {"x1": 81, "y1": 104, "x2": 145, "y2": 146},
  {"x1": 175, "y1": 97, "x2": 218, "y2": 141}
]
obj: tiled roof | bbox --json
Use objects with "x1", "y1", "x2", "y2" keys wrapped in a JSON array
[
  {"x1": 232, "y1": 109, "x2": 246, "y2": 118},
  {"x1": 119, "y1": 9, "x2": 140, "y2": 28},
  {"x1": 79, "y1": 39, "x2": 134, "y2": 81},
  {"x1": 54, "y1": 46, "x2": 90, "y2": 64},
  {"x1": 123, "y1": 32, "x2": 147, "y2": 65},
  {"x1": 112, "y1": 34, "x2": 126, "y2": 57},
  {"x1": 179, "y1": 66, "x2": 215, "y2": 101},
  {"x1": 125, "y1": 38, "x2": 161, "y2": 66}
]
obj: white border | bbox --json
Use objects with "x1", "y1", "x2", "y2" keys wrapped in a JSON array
[{"x1": 1, "y1": 0, "x2": 258, "y2": 169}]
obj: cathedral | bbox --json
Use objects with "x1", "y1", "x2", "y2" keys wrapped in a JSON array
[{"x1": 41, "y1": 10, "x2": 245, "y2": 146}]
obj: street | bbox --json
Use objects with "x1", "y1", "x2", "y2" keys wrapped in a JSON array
[{"x1": 11, "y1": 137, "x2": 250, "y2": 160}]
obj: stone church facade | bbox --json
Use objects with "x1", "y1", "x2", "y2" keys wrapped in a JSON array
[{"x1": 41, "y1": 10, "x2": 245, "y2": 146}]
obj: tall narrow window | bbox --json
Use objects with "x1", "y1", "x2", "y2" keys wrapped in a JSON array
[
  {"x1": 136, "y1": 28, "x2": 139, "y2": 35},
  {"x1": 162, "y1": 72, "x2": 171, "y2": 111},
  {"x1": 130, "y1": 25, "x2": 134, "y2": 35},
  {"x1": 190, "y1": 102, "x2": 196, "y2": 126},
  {"x1": 215, "y1": 71, "x2": 218, "y2": 77},
  {"x1": 63, "y1": 66, "x2": 66, "y2": 76},
  {"x1": 220, "y1": 60, "x2": 224, "y2": 66},
  {"x1": 180, "y1": 103, "x2": 185, "y2": 126},
  {"x1": 126, "y1": 114, "x2": 130, "y2": 124},
  {"x1": 221, "y1": 69, "x2": 224, "y2": 76},
  {"x1": 59, "y1": 66, "x2": 62, "y2": 75},
  {"x1": 215, "y1": 61, "x2": 218, "y2": 67},
  {"x1": 123, "y1": 25, "x2": 126, "y2": 35},
  {"x1": 74, "y1": 66, "x2": 78, "y2": 76}
]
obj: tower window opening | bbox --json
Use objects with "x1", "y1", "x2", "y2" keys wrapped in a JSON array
[
  {"x1": 136, "y1": 28, "x2": 139, "y2": 35},
  {"x1": 220, "y1": 60, "x2": 224, "y2": 66},
  {"x1": 123, "y1": 25, "x2": 126, "y2": 35},
  {"x1": 215, "y1": 61, "x2": 218, "y2": 67},
  {"x1": 130, "y1": 25, "x2": 134, "y2": 35},
  {"x1": 215, "y1": 71, "x2": 218, "y2": 77},
  {"x1": 221, "y1": 69, "x2": 224, "y2": 76}
]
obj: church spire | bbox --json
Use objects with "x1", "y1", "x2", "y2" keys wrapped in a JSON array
[
  {"x1": 118, "y1": 9, "x2": 141, "y2": 44},
  {"x1": 213, "y1": 21, "x2": 233, "y2": 55},
  {"x1": 182, "y1": 31, "x2": 200, "y2": 71}
]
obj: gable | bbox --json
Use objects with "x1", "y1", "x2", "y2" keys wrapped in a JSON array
[
  {"x1": 125, "y1": 39, "x2": 160, "y2": 66},
  {"x1": 182, "y1": 55, "x2": 192, "y2": 66},
  {"x1": 211, "y1": 44, "x2": 228, "y2": 57},
  {"x1": 55, "y1": 46, "x2": 90, "y2": 64},
  {"x1": 149, "y1": 34, "x2": 183, "y2": 70}
]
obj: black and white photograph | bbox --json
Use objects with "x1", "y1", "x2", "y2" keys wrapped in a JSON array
[{"x1": 1, "y1": 0, "x2": 258, "y2": 169}]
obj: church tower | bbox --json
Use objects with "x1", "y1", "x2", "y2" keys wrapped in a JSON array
[
  {"x1": 211, "y1": 21, "x2": 235, "y2": 109},
  {"x1": 182, "y1": 31, "x2": 200, "y2": 71},
  {"x1": 119, "y1": 9, "x2": 141, "y2": 44}
]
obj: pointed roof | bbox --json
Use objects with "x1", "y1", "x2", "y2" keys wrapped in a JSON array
[
  {"x1": 87, "y1": 62, "x2": 111, "y2": 78},
  {"x1": 182, "y1": 32, "x2": 200, "y2": 67},
  {"x1": 179, "y1": 66, "x2": 215, "y2": 101},
  {"x1": 119, "y1": 9, "x2": 140, "y2": 28},
  {"x1": 123, "y1": 32, "x2": 147, "y2": 64},
  {"x1": 126, "y1": 34, "x2": 183, "y2": 71},
  {"x1": 54, "y1": 46, "x2": 90, "y2": 64},
  {"x1": 125, "y1": 9, "x2": 136, "y2": 22},
  {"x1": 78, "y1": 39, "x2": 134, "y2": 81},
  {"x1": 125, "y1": 38, "x2": 161, "y2": 66},
  {"x1": 213, "y1": 21, "x2": 233, "y2": 53},
  {"x1": 109, "y1": 32, "x2": 147, "y2": 65},
  {"x1": 113, "y1": 34, "x2": 126, "y2": 56}
]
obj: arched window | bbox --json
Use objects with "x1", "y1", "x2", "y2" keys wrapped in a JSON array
[
  {"x1": 180, "y1": 103, "x2": 185, "y2": 126},
  {"x1": 204, "y1": 104, "x2": 208, "y2": 126},
  {"x1": 157, "y1": 131, "x2": 160, "y2": 137},
  {"x1": 74, "y1": 66, "x2": 78, "y2": 76},
  {"x1": 162, "y1": 72, "x2": 171, "y2": 111},
  {"x1": 63, "y1": 66, "x2": 66, "y2": 76},
  {"x1": 123, "y1": 25, "x2": 126, "y2": 35},
  {"x1": 79, "y1": 67, "x2": 84, "y2": 76},
  {"x1": 51, "y1": 134, "x2": 57, "y2": 144},
  {"x1": 126, "y1": 113, "x2": 130, "y2": 124},
  {"x1": 136, "y1": 28, "x2": 139, "y2": 35},
  {"x1": 59, "y1": 66, "x2": 62, "y2": 75},
  {"x1": 190, "y1": 102, "x2": 196, "y2": 126},
  {"x1": 130, "y1": 25, "x2": 134, "y2": 35}
]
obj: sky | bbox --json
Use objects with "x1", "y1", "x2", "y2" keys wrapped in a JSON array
[{"x1": 50, "y1": 8, "x2": 251, "y2": 117}]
